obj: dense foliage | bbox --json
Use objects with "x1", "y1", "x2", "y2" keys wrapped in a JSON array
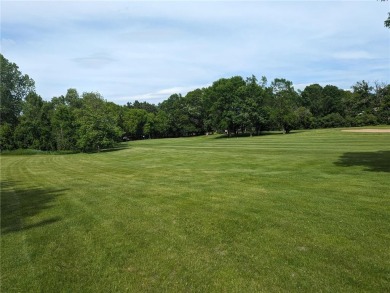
[{"x1": 1, "y1": 54, "x2": 389, "y2": 151}]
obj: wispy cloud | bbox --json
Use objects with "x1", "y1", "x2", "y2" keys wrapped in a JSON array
[{"x1": 72, "y1": 53, "x2": 116, "y2": 69}]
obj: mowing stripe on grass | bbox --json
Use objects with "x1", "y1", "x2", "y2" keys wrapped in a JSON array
[{"x1": 1, "y1": 128, "x2": 389, "y2": 292}]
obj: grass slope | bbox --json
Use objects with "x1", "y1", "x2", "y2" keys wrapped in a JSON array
[{"x1": 1, "y1": 128, "x2": 389, "y2": 292}]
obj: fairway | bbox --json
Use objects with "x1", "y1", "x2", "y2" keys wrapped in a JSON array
[{"x1": 1, "y1": 128, "x2": 389, "y2": 292}]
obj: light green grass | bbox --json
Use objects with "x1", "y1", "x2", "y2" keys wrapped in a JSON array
[{"x1": 1, "y1": 128, "x2": 389, "y2": 292}]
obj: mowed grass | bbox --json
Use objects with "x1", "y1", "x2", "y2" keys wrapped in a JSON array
[{"x1": 1, "y1": 128, "x2": 389, "y2": 292}]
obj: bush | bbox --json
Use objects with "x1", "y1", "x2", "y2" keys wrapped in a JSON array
[
  {"x1": 350, "y1": 113, "x2": 378, "y2": 127},
  {"x1": 319, "y1": 113, "x2": 346, "y2": 128}
]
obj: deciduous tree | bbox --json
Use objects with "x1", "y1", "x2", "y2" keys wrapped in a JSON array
[
  {"x1": 0, "y1": 54, "x2": 35, "y2": 150},
  {"x1": 270, "y1": 78, "x2": 298, "y2": 133},
  {"x1": 76, "y1": 92, "x2": 122, "y2": 151}
]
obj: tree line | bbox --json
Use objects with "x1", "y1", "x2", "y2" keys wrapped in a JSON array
[{"x1": 1, "y1": 54, "x2": 389, "y2": 152}]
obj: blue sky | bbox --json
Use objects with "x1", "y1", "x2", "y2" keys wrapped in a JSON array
[{"x1": 1, "y1": 0, "x2": 389, "y2": 105}]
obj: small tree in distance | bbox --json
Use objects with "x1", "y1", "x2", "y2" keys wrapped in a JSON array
[{"x1": 380, "y1": 0, "x2": 390, "y2": 28}]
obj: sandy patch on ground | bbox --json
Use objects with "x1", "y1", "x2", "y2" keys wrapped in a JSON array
[{"x1": 342, "y1": 129, "x2": 390, "y2": 133}]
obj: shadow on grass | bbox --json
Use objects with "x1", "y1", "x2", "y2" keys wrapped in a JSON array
[
  {"x1": 335, "y1": 151, "x2": 390, "y2": 172},
  {"x1": 1, "y1": 181, "x2": 67, "y2": 234},
  {"x1": 91, "y1": 145, "x2": 129, "y2": 154},
  {"x1": 1, "y1": 144, "x2": 130, "y2": 156},
  {"x1": 0, "y1": 149, "x2": 80, "y2": 156}
]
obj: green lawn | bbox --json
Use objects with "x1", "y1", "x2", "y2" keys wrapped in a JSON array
[{"x1": 1, "y1": 128, "x2": 389, "y2": 292}]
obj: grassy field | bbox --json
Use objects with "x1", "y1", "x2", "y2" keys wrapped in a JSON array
[{"x1": 1, "y1": 128, "x2": 389, "y2": 292}]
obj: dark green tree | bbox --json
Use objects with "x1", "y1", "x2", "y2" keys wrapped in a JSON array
[
  {"x1": 0, "y1": 54, "x2": 35, "y2": 126},
  {"x1": 0, "y1": 54, "x2": 35, "y2": 150},
  {"x1": 236, "y1": 75, "x2": 269, "y2": 135},
  {"x1": 184, "y1": 88, "x2": 208, "y2": 135},
  {"x1": 51, "y1": 103, "x2": 77, "y2": 150},
  {"x1": 321, "y1": 85, "x2": 344, "y2": 116},
  {"x1": 127, "y1": 100, "x2": 158, "y2": 113},
  {"x1": 320, "y1": 113, "x2": 346, "y2": 128},
  {"x1": 270, "y1": 78, "x2": 298, "y2": 133},
  {"x1": 381, "y1": 0, "x2": 390, "y2": 28},
  {"x1": 143, "y1": 112, "x2": 156, "y2": 139},
  {"x1": 64, "y1": 88, "x2": 83, "y2": 108},
  {"x1": 49, "y1": 88, "x2": 83, "y2": 151},
  {"x1": 154, "y1": 110, "x2": 170, "y2": 137},
  {"x1": 207, "y1": 76, "x2": 246, "y2": 136},
  {"x1": 373, "y1": 82, "x2": 390, "y2": 124},
  {"x1": 76, "y1": 92, "x2": 122, "y2": 151},
  {"x1": 159, "y1": 94, "x2": 196, "y2": 137},
  {"x1": 14, "y1": 92, "x2": 54, "y2": 150},
  {"x1": 301, "y1": 84, "x2": 324, "y2": 117},
  {"x1": 295, "y1": 107, "x2": 314, "y2": 129},
  {"x1": 351, "y1": 80, "x2": 375, "y2": 113},
  {"x1": 122, "y1": 108, "x2": 148, "y2": 139},
  {"x1": 385, "y1": 12, "x2": 390, "y2": 28}
]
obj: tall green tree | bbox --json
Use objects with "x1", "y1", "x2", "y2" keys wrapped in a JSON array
[
  {"x1": 64, "y1": 88, "x2": 83, "y2": 108},
  {"x1": 143, "y1": 112, "x2": 156, "y2": 139},
  {"x1": 351, "y1": 80, "x2": 375, "y2": 113},
  {"x1": 321, "y1": 85, "x2": 344, "y2": 117},
  {"x1": 50, "y1": 89, "x2": 83, "y2": 151},
  {"x1": 373, "y1": 82, "x2": 390, "y2": 124},
  {"x1": 122, "y1": 108, "x2": 148, "y2": 139},
  {"x1": 270, "y1": 78, "x2": 298, "y2": 133},
  {"x1": 295, "y1": 106, "x2": 313, "y2": 129},
  {"x1": 0, "y1": 54, "x2": 35, "y2": 150},
  {"x1": 76, "y1": 92, "x2": 121, "y2": 151},
  {"x1": 235, "y1": 75, "x2": 269, "y2": 135},
  {"x1": 0, "y1": 54, "x2": 35, "y2": 126},
  {"x1": 154, "y1": 110, "x2": 170, "y2": 137},
  {"x1": 51, "y1": 103, "x2": 77, "y2": 150},
  {"x1": 51, "y1": 95, "x2": 78, "y2": 151},
  {"x1": 300, "y1": 84, "x2": 345, "y2": 118},
  {"x1": 301, "y1": 84, "x2": 324, "y2": 117},
  {"x1": 159, "y1": 94, "x2": 195, "y2": 137},
  {"x1": 14, "y1": 92, "x2": 54, "y2": 150},
  {"x1": 184, "y1": 88, "x2": 208, "y2": 135},
  {"x1": 207, "y1": 76, "x2": 246, "y2": 136}
]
